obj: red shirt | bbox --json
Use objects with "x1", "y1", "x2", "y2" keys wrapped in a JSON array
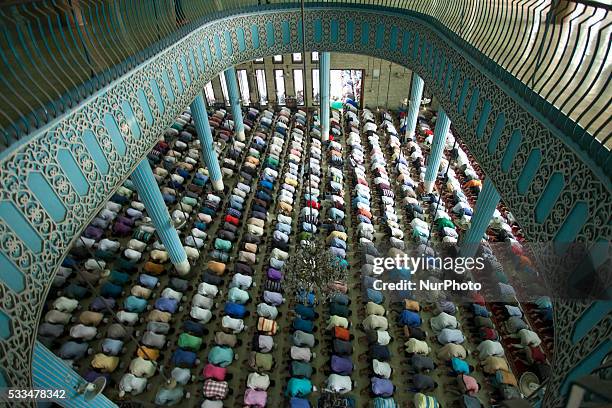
[
  {"x1": 480, "y1": 327, "x2": 498, "y2": 340},
  {"x1": 224, "y1": 215, "x2": 239, "y2": 226},
  {"x1": 529, "y1": 346, "x2": 546, "y2": 363},
  {"x1": 473, "y1": 293, "x2": 486, "y2": 306}
]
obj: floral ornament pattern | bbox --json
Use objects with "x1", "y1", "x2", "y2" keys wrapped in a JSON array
[{"x1": 0, "y1": 7, "x2": 609, "y2": 404}]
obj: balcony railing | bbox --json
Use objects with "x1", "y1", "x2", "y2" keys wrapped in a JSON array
[{"x1": 0, "y1": 0, "x2": 610, "y2": 161}]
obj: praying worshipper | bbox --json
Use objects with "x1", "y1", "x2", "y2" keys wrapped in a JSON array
[
  {"x1": 474, "y1": 340, "x2": 505, "y2": 359},
  {"x1": 329, "y1": 354, "x2": 352, "y2": 376},
  {"x1": 263, "y1": 290, "x2": 285, "y2": 306},
  {"x1": 118, "y1": 373, "x2": 148, "y2": 397},
  {"x1": 407, "y1": 354, "x2": 436, "y2": 374},
  {"x1": 228, "y1": 286, "x2": 250, "y2": 304},
  {"x1": 325, "y1": 374, "x2": 352, "y2": 394},
  {"x1": 409, "y1": 374, "x2": 438, "y2": 392},
  {"x1": 291, "y1": 346, "x2": 315, "y2": 363},
  {"x1": 371, "y1": 377, "x2": 395, "y2": 397},
  {"x1": 293, "y1": 330, "x2": 316, "y2": 348},
  {"x1": 286, "y1": 377, "x2": 314, "y2": 397},
  {"x1": 243, "y1": 389, "x2": 267, "y2": 407},
  {"x1": 171, "y1": 367, "x2": 193, "y2": 385},
  {"x1": 429, "y1": 312, "x2": 458, "y2": 333},
  {"x1": 202, "y1": 379, "x2": 229, "y2": 400},
  {"x1": 171, "y1": 348, "x2": 199, "y2": 368},
  {"x1": 458, "y1": 374, "x2": 480, "y2": 396},
  {"x1": 70, "y1": 324, "x2": 97, "y2": 341},
  {"x1": 58, "y1": 341, "x2": 90, "y2": 360},
  {"x1": 257, "y1": 302, "x2": 279, "y2": 319},
  {"x1": 509, "y1": 328, "x2": 542, "y2": 348},
  {"x1": 404, "y1": 325, "x2": 427, "y2": 341},
  {"x1": 399, "y1": 310, "x2": 421, "y2": 327},
  {"x1": 129, "y1": 357, "x2": 155, "y2": 378},
  {"x1": 405, "y1": 338, "x2": 430, "y2": 355},
  {"x1": 252, "y1": 334, "x2": 274, "y2": 353},
  {"x1": 154, "y1": 386, "x2": 186, "y2": 406},
  {"x1": 437, "y1": 343, "x2": 468, "y2": 360},
  {"x1": 504, "y1": 316, "x2": 529, "y2": 333},
  {"x1": 414, "y1": 392, "x2": 440, "y2": 408},
  {"x1": 247, "y1": 372, "x2": 270, "y2": 391},
  {"x1": 365, "y1": 329, "x2": 391, "y2": 346},
  {"x1": 192, "y1": 294, "x2": 214, "y2": 310},
  {"x1": 208, "y1": 346, "x2": 234, "y2": 368},
  {"x1": 370, "y1": 359, "x2": 391, "y2": 379},
  {"x1": 203, "y1": 364, "x2": 227, "y2": 381},
  {"x1": 190, "y1": 306, "x2": 213, "y2": 323},
  {"x1": 91, "y1": 353, "x2": 120, "y2": 373},
  {"x1": 437, "y1": 328, "x2": 465, "y2": 345},
  {"x1": 53, "y1": 296, "x2": 79, "y2": 313},
  {"x1": 327, "y1": 315, "x2": 350, "y2": 330},
  {"x1": 249, "y1": 351, "x2": 274, "y2": 371}
]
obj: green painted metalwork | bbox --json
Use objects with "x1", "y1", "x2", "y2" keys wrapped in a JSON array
[
  {"x1": 0, "y1": 1, "x2": 610, "y2": 164},
  {"x1": 0, "y1": 3, "x2": 609, "y2": 406}
]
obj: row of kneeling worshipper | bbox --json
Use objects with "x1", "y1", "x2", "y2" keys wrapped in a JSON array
[
  {"x1": 48, "y1": 128, "x2": 202, "y2": 357},
  {"x1": 285, "y1": 109, "x2": 325, "y2": 407},
  {"x1": 319, "y1": 108, "x2": 356, "y2": 405},
  {"x1": 199, "y1": 107, "x2": 279, "y2": 407},
  {"x1": 137, "y1": 108, "x2": 246, "y2": 404},
  {"x1": 411, "y1": 105, "x2": 551, "y2": 393},
  {"x1": 344, "y1": 103, "x2": 402, "y2": 408},
  {"x1": 120, "y1": 109, "x2": 234, "y2": 404},
  {"x1": 240, "y1": 107, "x2": 305, "y2": 406},
  {"x1": 345, "y1": 104, "x2": 504, "y2": 408},
  {"x1": 148, "y1": 107, "x2": 265, "y2": 405}
]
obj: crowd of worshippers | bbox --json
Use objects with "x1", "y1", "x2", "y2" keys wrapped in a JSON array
[
  {"x1": 351, "y1": 104, "x2": 552, "y2": 407},
  {"x1": 37, "y1": 96, "x2": 553, "y2": 406},
  {"x1": 182, "y1": 106, "x2": 297, "y2": 406},
  {"x1": 344, "y1": 105, "x2": 402, "y2": 407},
  {"x1": 232, "y1": 106, "x2": 309, "y2": 407},
  {"x1": 283, "y1": 107, "x2": 355, "y2": 407},
  {"x1": 38, "y1": 105, "x2": 270, "y2": 405}
]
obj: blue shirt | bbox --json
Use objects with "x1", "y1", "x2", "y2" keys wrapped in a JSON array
[
  {"x1": 155, "y1": 297, "x2": 179, "y2": 313},
  {"x1": 330, "y1": 237, "x2": 347, "y2": 249},
  {"x1": 224, "y1": 302, "x2": 247, "y2": 318},
  {"x1": 295, "y1": 304, "x2": 316, "y2": 320},
  {"x1": 139, "y1": 274, "x2": 159, "y2": 289},
  {"x1": 171, "y1": 348, "x2": 197, "y2": 367},
  {"x1": 293, "y1": 318, "x2": 314, "y2": 333},
  {"x1": 438, "y1": 329, "x2": 464, "y2": 344},
  {"x1": 400, "y1": 310, "x2": 422, "y2": 327},
  {"x1": 451, "y1": 358, "x2": 470, "y2": 374},
  {"x1": 101, "y1": 338, "x2": 124, "y2": 356},
  {"x1": 472, "y1": 303, "x2": 490, "y2": 317},
  {"x1": 124, "y1": 296, "x2": 148, "y2": 313}
]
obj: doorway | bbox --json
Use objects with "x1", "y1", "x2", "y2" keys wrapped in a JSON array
[{"x1": 330, "y1": 69, "x2": 364, "y2": 108}]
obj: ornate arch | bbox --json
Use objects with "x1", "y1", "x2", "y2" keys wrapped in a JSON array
[{"x1": 0, "y1": 6, "x2": 609, "y2": 404}]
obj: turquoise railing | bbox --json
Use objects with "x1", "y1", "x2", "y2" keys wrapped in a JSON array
[{"x1": 0, "y1": 0, "x2": 610, "y2": 164}]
